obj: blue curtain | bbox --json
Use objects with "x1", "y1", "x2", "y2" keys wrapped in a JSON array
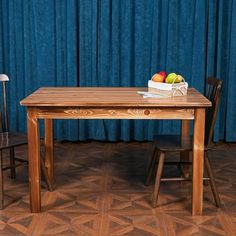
[{"x1": 0, "y1": 0, "x2": 235, "y2": 141}]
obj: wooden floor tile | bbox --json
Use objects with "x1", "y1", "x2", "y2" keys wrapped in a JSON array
[{"x1": 0, "y1": 141, "x2": 236, "y2": 235}]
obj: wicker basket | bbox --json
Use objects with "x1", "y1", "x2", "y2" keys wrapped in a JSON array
[{"x1": 148, "y1": 80, "x2": 188, "y2": 97}]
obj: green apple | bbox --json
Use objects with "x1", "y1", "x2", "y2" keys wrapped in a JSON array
[{"x1": 165, "y1": 73, "x2": 178, "y2": 83}]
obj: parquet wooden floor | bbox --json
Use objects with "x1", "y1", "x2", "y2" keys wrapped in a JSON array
[{"x1": 0, "y1": 141, "x2": 236, "y2": 235}]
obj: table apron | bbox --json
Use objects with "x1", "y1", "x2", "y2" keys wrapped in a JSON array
[{"x1": 29, "y1": 107, "x2": 195, "y2": 120}]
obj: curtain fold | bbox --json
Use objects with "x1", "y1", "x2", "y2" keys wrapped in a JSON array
[{"x1": 0, "y1": 0, "x2": 235, "y2": 141}]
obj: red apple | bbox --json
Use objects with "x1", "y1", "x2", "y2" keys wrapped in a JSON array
[{"x1": 158, "y1": 71, "x2": 167, "y2": 78}]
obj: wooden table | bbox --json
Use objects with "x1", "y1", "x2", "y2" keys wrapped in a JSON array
[{"x1": 20, "y1": 87, "x2": 211, "y2": 215}]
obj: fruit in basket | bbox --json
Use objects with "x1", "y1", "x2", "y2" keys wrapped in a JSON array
[
  {"x1": 176, "y1": 74, "x2": 184, "y2": 83},
  {"x1": 151, "y1": 73, "x2": 164, "y2": 82},
  {"x1": 165, "y1": 73, "x2": 178, "y2": 83},
  {"x1": 151, "y1": 71, "x2": 167, "y2": 82},
  {"x1": 158, "y1": 71, "x2": 167, "y2": 78}
]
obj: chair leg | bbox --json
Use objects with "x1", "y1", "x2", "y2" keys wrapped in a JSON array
[
  {"x1": 180, "y1": 151, "x2": 190, "y2": 178},
  {"x1": 0, "y1": 151, "x2": 4, "y2": 209},
  {"x1": 40, "y1": 157, "x2": 53, "y2": 192},
  {"x1": 152, "y1": 151, "x2": 165, "y2": 208},
  {"x1": 204, "y1": 151, "x2": 221, "y2": 207},
  {"x1": 145, "y1": 148, "x2": 158, "y2": 186},
  {"x1": 9, "y1": 147, "x2": 16, "y2": 179}
]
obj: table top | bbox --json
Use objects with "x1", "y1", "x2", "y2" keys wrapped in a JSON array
[{"x1": 20, "y1": 87, "x2": 211, "y2": 108}]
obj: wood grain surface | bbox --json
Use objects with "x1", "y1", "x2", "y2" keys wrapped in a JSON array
[
  {"x1": 192, "y1": 108, "x2": 205, "y2": 215},
  {"x1": 33, "y1": 107, "x2": 195, "y2": 120},
  {"x1": 20, "y1": 87, "x2": 211, "y2": 107}
]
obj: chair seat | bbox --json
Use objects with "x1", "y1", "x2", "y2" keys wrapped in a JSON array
[
  {"x1": 0, "y1": 132, "x2": 27, "y2": 149},
  {"x1": 153, "y1": 135, "x2": 193, "y2": 152}
]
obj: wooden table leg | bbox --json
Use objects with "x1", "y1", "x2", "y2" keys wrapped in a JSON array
[
  {"x1": 44, "y1": 119, "x2": 54, "y2": 188},
  {"x1": 27, "y1": 108, "x2": 41, "y2": 213},
  {"x1": 192, "y1": 108, "x2": 205, "y2": 215},
  {"x1": 181, "y1": 120, "x2": 190, "y2": 178}
]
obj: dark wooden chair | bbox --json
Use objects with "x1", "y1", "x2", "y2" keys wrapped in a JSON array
[
  {"x1": 146, "y1": 77, "x2": 223, "y2": 208},
  {"x1": 0, "y1": 74, "x2": 52, "y2": 209}
]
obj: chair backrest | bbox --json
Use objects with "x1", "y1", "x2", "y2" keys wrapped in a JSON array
[
  {"x1": 205, "y1": 77, "x2": 223, "y2": 147},
  {"x1": 0, "y1": 74, "x2": 9, "y2": 133}
]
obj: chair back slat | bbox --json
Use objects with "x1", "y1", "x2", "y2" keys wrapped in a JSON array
[{"x1": 205, "y1": 77, "x2": 223, "y2": 146}]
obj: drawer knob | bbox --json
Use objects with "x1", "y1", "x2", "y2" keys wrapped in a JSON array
[{"x1": 144, "y1": 110, "x2": 150, "y2": 115}]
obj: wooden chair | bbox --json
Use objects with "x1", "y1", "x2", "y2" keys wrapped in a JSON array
[
  {"x1": 146, "y1": 77, "x2": 223, "y2": 208},
  {"x1": 0, "y1": 74, "x2": 52, "y2": 209}
]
